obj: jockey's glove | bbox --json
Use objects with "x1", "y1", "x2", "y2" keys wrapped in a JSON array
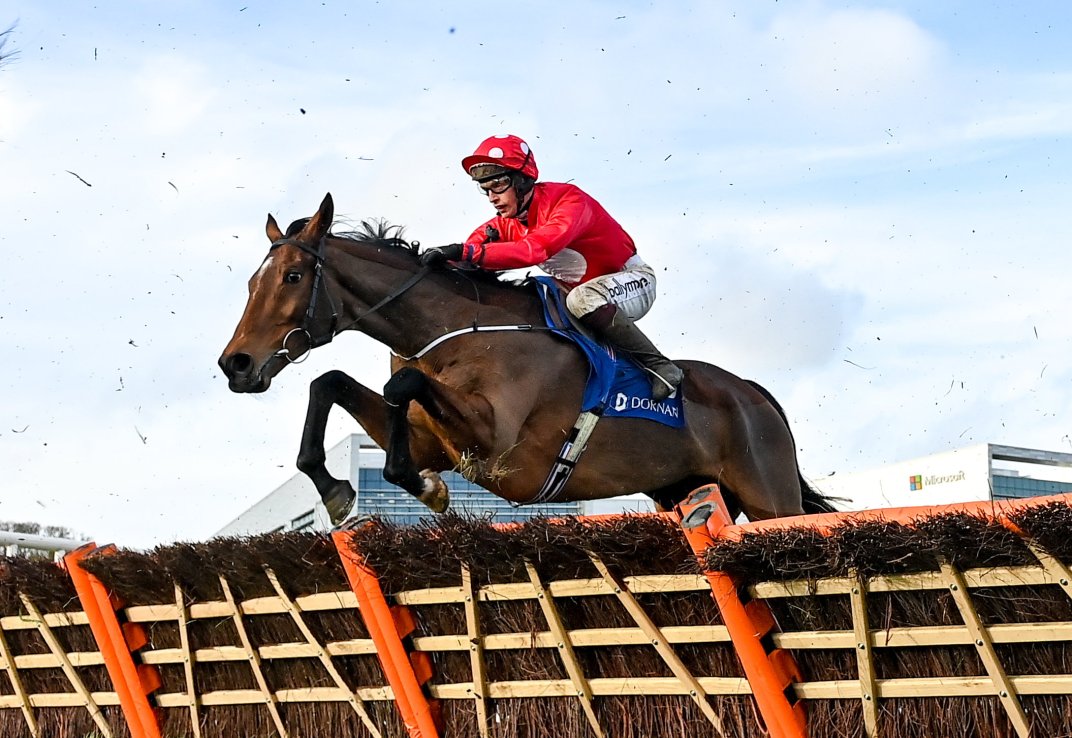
[{"x1": 419, "y1": 243, "x2": 464, "y2": 268}]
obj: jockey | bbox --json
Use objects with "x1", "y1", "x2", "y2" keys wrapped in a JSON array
[{"x1": 419, "y1": 134, "x2": 683, "y2": 401}]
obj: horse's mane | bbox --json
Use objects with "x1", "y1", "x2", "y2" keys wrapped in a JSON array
[
  {"x1": 285, "y1": 217, "x2": 417, "y2": 254},
  {"x1": 285, "y1": 217, "x2": 530, "y2": 291}
]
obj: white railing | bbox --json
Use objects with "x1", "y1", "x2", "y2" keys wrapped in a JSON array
[{"x1": 0, "y1": 530, "x2": 89, "y2": 560}]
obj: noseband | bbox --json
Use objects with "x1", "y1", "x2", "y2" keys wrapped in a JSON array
[{"x1": 269, "y1": 236, "x2": 431, "y2": 363}]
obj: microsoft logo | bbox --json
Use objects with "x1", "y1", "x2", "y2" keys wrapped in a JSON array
[{"x1": 909, "y1": 474, "x2": 923, "y2": 491}]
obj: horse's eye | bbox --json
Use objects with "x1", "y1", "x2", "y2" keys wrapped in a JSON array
[{"x1": 284, "y1": 271, "x2": 302, "y2": 284}]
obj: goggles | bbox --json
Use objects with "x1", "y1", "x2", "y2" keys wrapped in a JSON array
[{"x1": 477, "y1": 174, "x2": 513, "y2": 196}]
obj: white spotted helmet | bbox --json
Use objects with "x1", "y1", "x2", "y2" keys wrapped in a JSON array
[{"x1": 462, "y1": 134, "x2": 539, "y2": 181}]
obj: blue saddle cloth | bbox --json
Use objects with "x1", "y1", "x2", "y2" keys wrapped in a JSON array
[{"x1": 532, "y1": 277, "x2": 684, "y2": 428}]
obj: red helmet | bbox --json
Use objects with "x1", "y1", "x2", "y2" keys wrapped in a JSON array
[{"x1": 461, "y1": 134, "x2": 539, "y2": 180}]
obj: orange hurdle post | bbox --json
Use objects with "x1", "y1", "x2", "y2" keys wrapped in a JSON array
[
  {"x1": 677, "y1": 485, "x2": 808, "y2": 738},
  {"x1": 331, "y1": 529, "x2": 442, "y2": 738},
  {"x1": 63, "y1": 543, "x2": 164, "y2": 738}
]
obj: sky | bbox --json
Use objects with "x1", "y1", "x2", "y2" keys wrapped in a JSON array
[{"x1": 2, "y1": 2, "x2": 1071, "y2": 548}]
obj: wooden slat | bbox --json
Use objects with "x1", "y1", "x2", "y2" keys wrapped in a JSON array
[
  {"x1": 589, "y1": 554, "x2": 728, "y2": 736},
  {"x1": 9, "y1": 651, "x2": 105, "y2": 669},
  {"x1": 525, "y1": 562, "x2": 604, "y2": 737},
  {"x1": 774, "y1": 620, "x2": 1072, "y2": 650},
  {"x1": 219, "y1": 576, "x2": 288, "y2": 738},
  {"x1": 0, "y1": 616, "x2": 38, "y2": 737},
  {"x1": 412, "y1": 619, "x2": 1072, "y2": 653},
  {"x1": 9, "y1": 564, "x2": 1048, "y2": 628},
  {"x1": 152, "y1": 686, "x2": 394, "y2": 708},
  {"x1": 410, "y1": 619, "x2": 1072, "y2": 655},
  {"x1": 0, "y1": 610, "x2": 89, "y2": 631},
  {"x1": 461, "y1": 563, "x2": 490, "y2": 738},
  {"x1": 138, "y1": 638, "x2": 378, "y2": 667},
  {"x1": 940, "y1": 561, "x2": 1031, "y2": 738},
  {"x1": 413, "y1": 624, "x2": 730, "y2": 652},
  {"x1": 398, "y1": 564, "x2": 1058, "y2": 607},
  {"x1": 264, "y1": 567, "x2": 382, "y2": 738},
  {"x1": 395, "y1": 573, "x2": 710, "y2": 606},
  {"x1": 122, "y1": 590, "x2": 361, "y2": 624},
  {"x1": 431, "y1": 676, "x2": 752, "y2": 699},
  {"x1": 19, "y1": 594, "x2": 113, "y2": 738},
  {"x1": 0, "y1": 691, "x2": 120, "y2": 708},
  {"x1": 32, "y1": 617, "x2": 1071, "y2": 675},
  {"x1": 848, "y1": 572, "x2": 879, "y2": 738},
  {"x1": 121, "y1": 604, "x2": 181, "y2": 624},
  {"x1": 111, "y1": 563, "x2": 1066, "y2": 622},
  {"x1": 433, "y1": 672, "x2": 1072, "y2": 700},
  {"x1": 9, "y1": 639, "x2": 375, "y2": 671},
  {"x1": 799, "y1": 674, "x2": 1072, "y2": 699},
  {"x1": 174, "y1": 584, "x2": 202, "y2": 738},
  {"x1": 4, "y1": 670, "x2": 1072, "y2": 712},
  {"x1": 753, "y1": 565, "x2": 1052, "y2": 599}
]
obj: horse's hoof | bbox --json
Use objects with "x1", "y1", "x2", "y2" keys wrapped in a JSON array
[
  {"x1": 324, "y1": 483, "x2": 357, "y2": 526},
  {"x1": 418, "y1": 470, "x2": 450, "y2": 513}
]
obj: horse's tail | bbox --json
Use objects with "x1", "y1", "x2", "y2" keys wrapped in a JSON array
[{"x1": 745, "y1": 380, "x2": 839, "y2": 514}]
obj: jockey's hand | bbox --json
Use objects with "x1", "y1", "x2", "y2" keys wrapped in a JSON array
[{"x1": 419, "y1": 243, "x2": 464, "y2": 268}]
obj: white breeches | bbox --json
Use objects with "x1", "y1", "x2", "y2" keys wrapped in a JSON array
[{"x1": 564, "y1": 255, "x2": 657, "y2": 321}]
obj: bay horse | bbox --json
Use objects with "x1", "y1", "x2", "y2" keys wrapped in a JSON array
[{"x1": 218, "y1": 193, "x2": 834, "y2": 525}]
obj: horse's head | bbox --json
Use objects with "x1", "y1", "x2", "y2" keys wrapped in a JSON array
[{"x1": 218, "y1": 193, "x2": 337, "y2": 393}]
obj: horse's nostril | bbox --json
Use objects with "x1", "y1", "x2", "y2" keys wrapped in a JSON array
[{"x1": 227, "y1": 353, "x2": 254, "y2": 376}]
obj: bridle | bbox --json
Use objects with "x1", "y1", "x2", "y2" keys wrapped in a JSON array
[
  {"x1": 269, "y1": 236, "x2": 337, "y2": 363},
  {"x1": 269, "y1": 236, "x2": 432, "y2": 363},
  {"x1": 268, "y1": 232, "x2": 550, "y2": 365}
]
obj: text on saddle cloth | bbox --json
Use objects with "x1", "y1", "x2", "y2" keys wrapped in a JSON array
[{"x1": 532, "y1": 276, "x2": 684, "y2": 428}]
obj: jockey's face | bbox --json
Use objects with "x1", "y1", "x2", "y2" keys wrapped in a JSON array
[{"x1": 482, "y1": 176, "x2": 522, "y2": 218}]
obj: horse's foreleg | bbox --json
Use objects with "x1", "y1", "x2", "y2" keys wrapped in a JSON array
[
  {"x1": 297, "y1": 370, "x2": 392, "y2": 525},
  {"x1": 381, "y1": 367, "x2": 451, "y2": 513}
]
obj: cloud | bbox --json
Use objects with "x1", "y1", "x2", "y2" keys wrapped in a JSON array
[
  {"x1": 132, "y1": 54, "x2": 217, "y2": 135},
  {"x1": 768, "y1": 8, "x2": 945, "y2": 120}
]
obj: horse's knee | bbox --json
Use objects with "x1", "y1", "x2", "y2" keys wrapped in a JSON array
[
  {"x1": 310, "y1": 369, "x2": 350, "y2": 397},
  {"x1": 384, "y1": 367, "x2": 428, "y2": 405}
]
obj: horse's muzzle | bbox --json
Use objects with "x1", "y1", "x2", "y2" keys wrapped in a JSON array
[{"x1": 218, "y1": 351, "x2": 271, "y2": 393}]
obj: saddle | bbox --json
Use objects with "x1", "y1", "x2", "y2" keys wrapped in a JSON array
[{"x1": 531, "y1": 277, "x2": 684, "y2": 428}]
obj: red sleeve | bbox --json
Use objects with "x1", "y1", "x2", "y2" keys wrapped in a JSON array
[
  {"x1": 464, "y1": 217, "x2": 502, "y2": 252},
  {"x1": 462, "y1": 188, "x2": 592, "y2": 269}
]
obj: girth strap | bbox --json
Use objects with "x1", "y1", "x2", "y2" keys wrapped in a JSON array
[{"x1": 521, "y1": 409, "x2": 603, "y2": 506}]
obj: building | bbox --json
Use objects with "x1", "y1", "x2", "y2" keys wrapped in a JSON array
[
  {"x1": 219, "y1": 434, "x2": 1072, "y2": 537},
  {"x1": 217, "y1": 434, "x2": 655, "y2": 535},
  {"x1": 814, "y1": 443, "x2": 1072, "y2": 511}
]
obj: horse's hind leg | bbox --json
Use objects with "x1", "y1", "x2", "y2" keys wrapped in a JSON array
[
  {"x1": 727, "y1": 403, "x2": 806, "y2": 520},
  {"x1": 297, "y1": 370, "x2": 393, "y2": 525}
]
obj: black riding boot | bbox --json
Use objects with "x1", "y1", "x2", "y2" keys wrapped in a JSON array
[{"x1": 597, "y1": 312, "x2": 683, "y2": 401}]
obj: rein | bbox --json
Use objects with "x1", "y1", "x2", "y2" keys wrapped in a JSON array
[
  {"x1": 270, "y1": 236, "x2": 433, "y2": 362},
  {"x1": 334, "y1": 265, "x2": 433, "y2": 334},
  {"x1": 272, "y1": 236, "x2": 545, "y2": 363}
]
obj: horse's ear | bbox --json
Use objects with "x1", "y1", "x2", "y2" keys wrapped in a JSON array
[
  {"x1": 266, "y1": 214, "x2": 284, "y2": 243},
  {"x1": 299, "y1": 193, "x2": 334, "y2": 243}
]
